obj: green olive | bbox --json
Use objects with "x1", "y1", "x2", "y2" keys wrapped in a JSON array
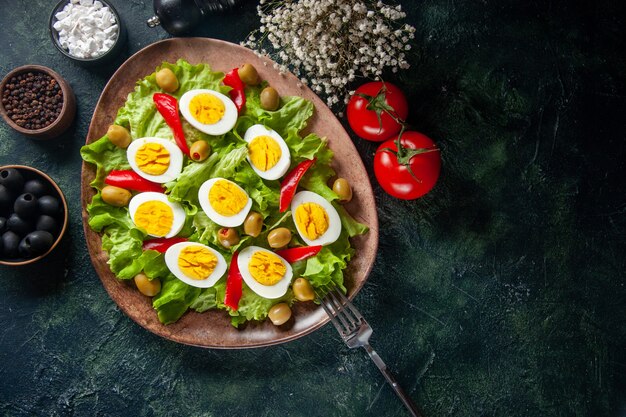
[
  {"x1": 293, "y1": 278, "x2": 315, "y2": 301},
  {"x1": 218, "y1": 227, "x2": 240, "y2": 248},
  {"x1": 332, "y1": 178, "x2": 353, "y2": 203},
  {"x1": 243, "y1": 211, "x2": 263, "y2": 237},
  {"x1": 268, "y1": 303, "x2": 292, "y2": 326},
  {"x1": 156, "y1": 68, "x2": 179, "y2": 93},
  {"x1": 267, "y1": 227, "x2": 291, "y2": 248},
  {"x1": 260, "y1": 86, "x2": 280, "y2": 111},
  {"x1": 238, "y1": 63, "x2": 260, "y2": 86},
  {"x1": 190, "y1": 140, "x2": 211, "y2": 162},
  {"x1": 106, "y1": 125, "x2": 131, "y2": 148},
  {"x1": 134, "y1": 273, "x2": 161, "y2": 297},
  {"x1": 101, "y1": 185, "x2": 132, "y2": 207}
]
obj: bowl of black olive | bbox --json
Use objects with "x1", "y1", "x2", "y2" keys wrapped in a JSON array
[{"x1": 0, "y1": 165, "x2": 68, "y2": 266}]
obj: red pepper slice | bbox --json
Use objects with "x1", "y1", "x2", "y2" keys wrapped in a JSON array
[
  {"x1": 105, "y1": 170, "x2": 163, "y2": 193},
  {"x1": 224, "y1": 251, "x2": 243, "y2": 311},
  {"x1": 276, "y1": 245, "x2": 322, "y2": 263},
  {"x1": 279, "y1": 158, "x2": 317, "y2": 212},
  {"x1": 153, "y1": 93, "x2": 190, "y2": 156},
  {"x1": 142, "y1": 237, "x2": 188, "y2": 253},
  {"x1": 223, "y1": 68, "x2": 245, "y2": 113}
]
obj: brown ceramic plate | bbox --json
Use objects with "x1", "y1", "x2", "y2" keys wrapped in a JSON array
[{"x1": 81, "y1": 38, "x2": 378, "y2": 348}]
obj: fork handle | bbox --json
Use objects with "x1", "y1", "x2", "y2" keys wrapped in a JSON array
[{"x1": 363, "y1": 344, "x2": 424, "y2": 417}]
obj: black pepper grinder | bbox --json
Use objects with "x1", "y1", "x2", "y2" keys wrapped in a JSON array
[{"x1": 147, "y1": 0, "x2": 241, "y2": 35}]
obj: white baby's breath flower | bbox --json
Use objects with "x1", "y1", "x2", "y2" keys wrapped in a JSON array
[{"x1": 244, "y1": 0, "x2": 415, "y2": 109}]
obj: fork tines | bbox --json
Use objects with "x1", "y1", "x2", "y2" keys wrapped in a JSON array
[{"x1": 319, "y1": 289, "x2": 363, "y2": 336}]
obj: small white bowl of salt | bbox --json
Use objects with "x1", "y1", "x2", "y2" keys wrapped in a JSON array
[{"x1": 49, "y1": 0, "x2": 126, "y2": 66}]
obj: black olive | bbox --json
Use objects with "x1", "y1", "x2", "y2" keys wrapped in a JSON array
[
  {"x1": 0, "y1": 217, "x2": 6, "y2": 234},
  {"x1": 0, "y1": 184, "x2": 13, "y2": 214},
  {"x1": 18, "y1": 237, "x2": 33, "y2": 258},
  {"x1": 20, "y1": 230, "x2": 54, "y2": 256},
  {"x1": 23, "y1": 179, "x2": 49, "y2": 197},
  {"x1": 0, "y1": 168, "x2": 24, "y2": 192},
  {"x1": 1, "y1": 231, "x2": 20, "y2": 258},
  {"x1": 7, "y1": 213, "x2": 34, "y2": 236},
  {"x1": 38, "y1": 195, "x2": 61, "y2": 216},
  {"x1": 14, "y1": 193, "x2": 39, "y2": 219},
  {"x1": 36, "y1": 215, "x2": 58, "y2": 235}
]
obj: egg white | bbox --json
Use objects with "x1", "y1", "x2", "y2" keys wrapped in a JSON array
[
  {"x1": 198, "y1": 178, "x2": 253, "y2": 227},
  {"x1": 164, "y1": 242, "x2": 227, "y2": 288},
  {"x1": 291, "y1": 191, "x2": 342, "y2": 246},
  {"x1": 237, "y1": 246, "x2": 293, "y2": 299},
  {"x1": 243, "y1": 124, "x2": 291, "y2": 180},
  {"x1": 126, "y1": 137, "x2": 184, "y2": 184},
  {"x1": 128, "y1": 192, "x2": 186, "y2": 238},
  {"x1": 179, "y1": 89, "x2": 238, "y2": 136}
]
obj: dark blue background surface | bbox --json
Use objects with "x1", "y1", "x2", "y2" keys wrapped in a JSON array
[{"x1": 1, "y1": 1, "x2": 625, "y2": 416}]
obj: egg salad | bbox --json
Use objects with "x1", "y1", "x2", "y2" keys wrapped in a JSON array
[{"x1": 81, "y1": 59, "x2": 368, "y2": 327}]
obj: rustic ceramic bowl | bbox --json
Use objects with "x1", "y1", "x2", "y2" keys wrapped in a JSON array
[
  {"x1": 0, "y1": 165, "x2": 69, "y2": 266},
  {"x1": 49, "y1": 0, "x2": 127, "y2": 67},
  {"x1": 0, "y1": 65, "x2": 76, "y2": 139},
  {"x1": 81, "y1": 38, "x2": 379, "y2": 348}
]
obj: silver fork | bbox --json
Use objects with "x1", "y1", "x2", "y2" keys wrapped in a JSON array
[{"x1": 319, "y1": 289, "x2": 424, "y2": 417}]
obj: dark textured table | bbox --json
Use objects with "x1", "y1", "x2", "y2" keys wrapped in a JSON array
[{"x1": 1, "y1": 1, "x2": 625, "y2": 416}]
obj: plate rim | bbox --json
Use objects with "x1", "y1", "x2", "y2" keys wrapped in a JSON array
[{"x1": 81, "y1": 37, "x2": 379, "y2": 349}]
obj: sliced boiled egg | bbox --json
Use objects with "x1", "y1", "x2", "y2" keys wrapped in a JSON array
[
  {"x1": 243, "y1": 124, "x2": 291, "y2": 180},
  {"x1": 198, "y1": 178, "x2": 252, "y2": 227},
  {"x1": 291, "y1": 191, "x2": 342, "y2": 246},
  {"x1": 238, "y1": 246, "x2": 293, "y2": 299},
  {"x1": 179, "y1": 89, "x2": 238, "y2": 136},
  {"x1": 129, "y1": 192, "x2": 185, "y2": 238},
  {"x1": 164, "y1": 242, "x2": 227, "y2": 288},
  {"x1": 126, "y1": 137, "x2": 184, "y2": 184}
]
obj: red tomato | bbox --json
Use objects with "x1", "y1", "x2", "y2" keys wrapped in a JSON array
[
  {"x1": 374, "y1": 131, "x2": 441, "y2": 199},
  {"x1": 347, "y1": 81, "x2": 409, "y2": 142}
]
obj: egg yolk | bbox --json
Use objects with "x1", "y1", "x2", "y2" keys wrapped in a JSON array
[
  {"x1": 249, "y1": 135, "x2": 282, "y2": 171},
  {"x1": 295, "y1": 202, "x2": 329, "y2": 240},
  {"x1": 178, "y1": 246, "x2": 218, "y2": 280},
  {"x1": 135, "y1": 142, "x2": 170, "y2": 175},
  {"x1": 134, "y1": 201, "x2": 173, "y2": 237},
  {"x1": 209, "y1": 180, "x2": 248, "y2": 216},
  {"x1": 189, "y1": 93, "x2": 225, "y2": 125},
  {"x1": 248, "y1": 251, "x2": 287, "y2": 286}
]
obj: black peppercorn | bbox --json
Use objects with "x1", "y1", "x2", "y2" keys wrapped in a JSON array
[{"x1": 1, "y1": 71, "x2": 63, "y2": 130}]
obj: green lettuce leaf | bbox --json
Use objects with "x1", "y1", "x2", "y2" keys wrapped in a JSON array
[
  {"x1": 80, "y1": 137, "x2": 129, "y2": 189},
  {"x1": 303, "y1": 232, "x2": 355, "y2": 294},
  {"x1": 100, "y1": 226, "x2": 146, "y2": 279},
  {"x1": 214, "y1": 282, "x2": 294, "y2": 327},
  {"x1": 190, "y1": 287, "x2": 218, "y2": 312},
  {"x1": 335, "y1": 204, "x2": 370, "y2": 237},
  {"x1": 153, "y1": 275, "x2": 201, "y2": 324}
]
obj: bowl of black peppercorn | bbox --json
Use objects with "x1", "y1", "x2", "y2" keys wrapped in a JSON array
[
  {"x1": 0, "y1": 65, "x2": 76, "y2": 139},
  {"x1": 0, "y1": 165, "x2": 68, "y2": 266}
]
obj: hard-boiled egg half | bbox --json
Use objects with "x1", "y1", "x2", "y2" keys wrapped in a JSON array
[
  {"x1": 243, "y1": 124, "x2": 291, "y2": 180},
  {"x1": 129, "y1": 192, "x2": 185, "y2": 238},
  {"x1": 164, "y1": 242, "x2": 227, "y2": 288},
  {"x1": 179, "y1": 89, "x2": 238, "y2": 136},
  {"x1": 198, "y1": 178, "x2": 252, "y2": 227},
  {"x1": 238, "y1": 246, "x2": 293, "y2": 299},
  {"x1": 127, "y1": 137, "x2": 184, "y2": 183},
  {"x1": 291, "y1": 191, "x2": 342, "y2": 246}
]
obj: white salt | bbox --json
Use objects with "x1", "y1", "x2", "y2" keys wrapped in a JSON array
[{"x1": 53, "y1": 0, "x2": 119, "y2": 59}]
